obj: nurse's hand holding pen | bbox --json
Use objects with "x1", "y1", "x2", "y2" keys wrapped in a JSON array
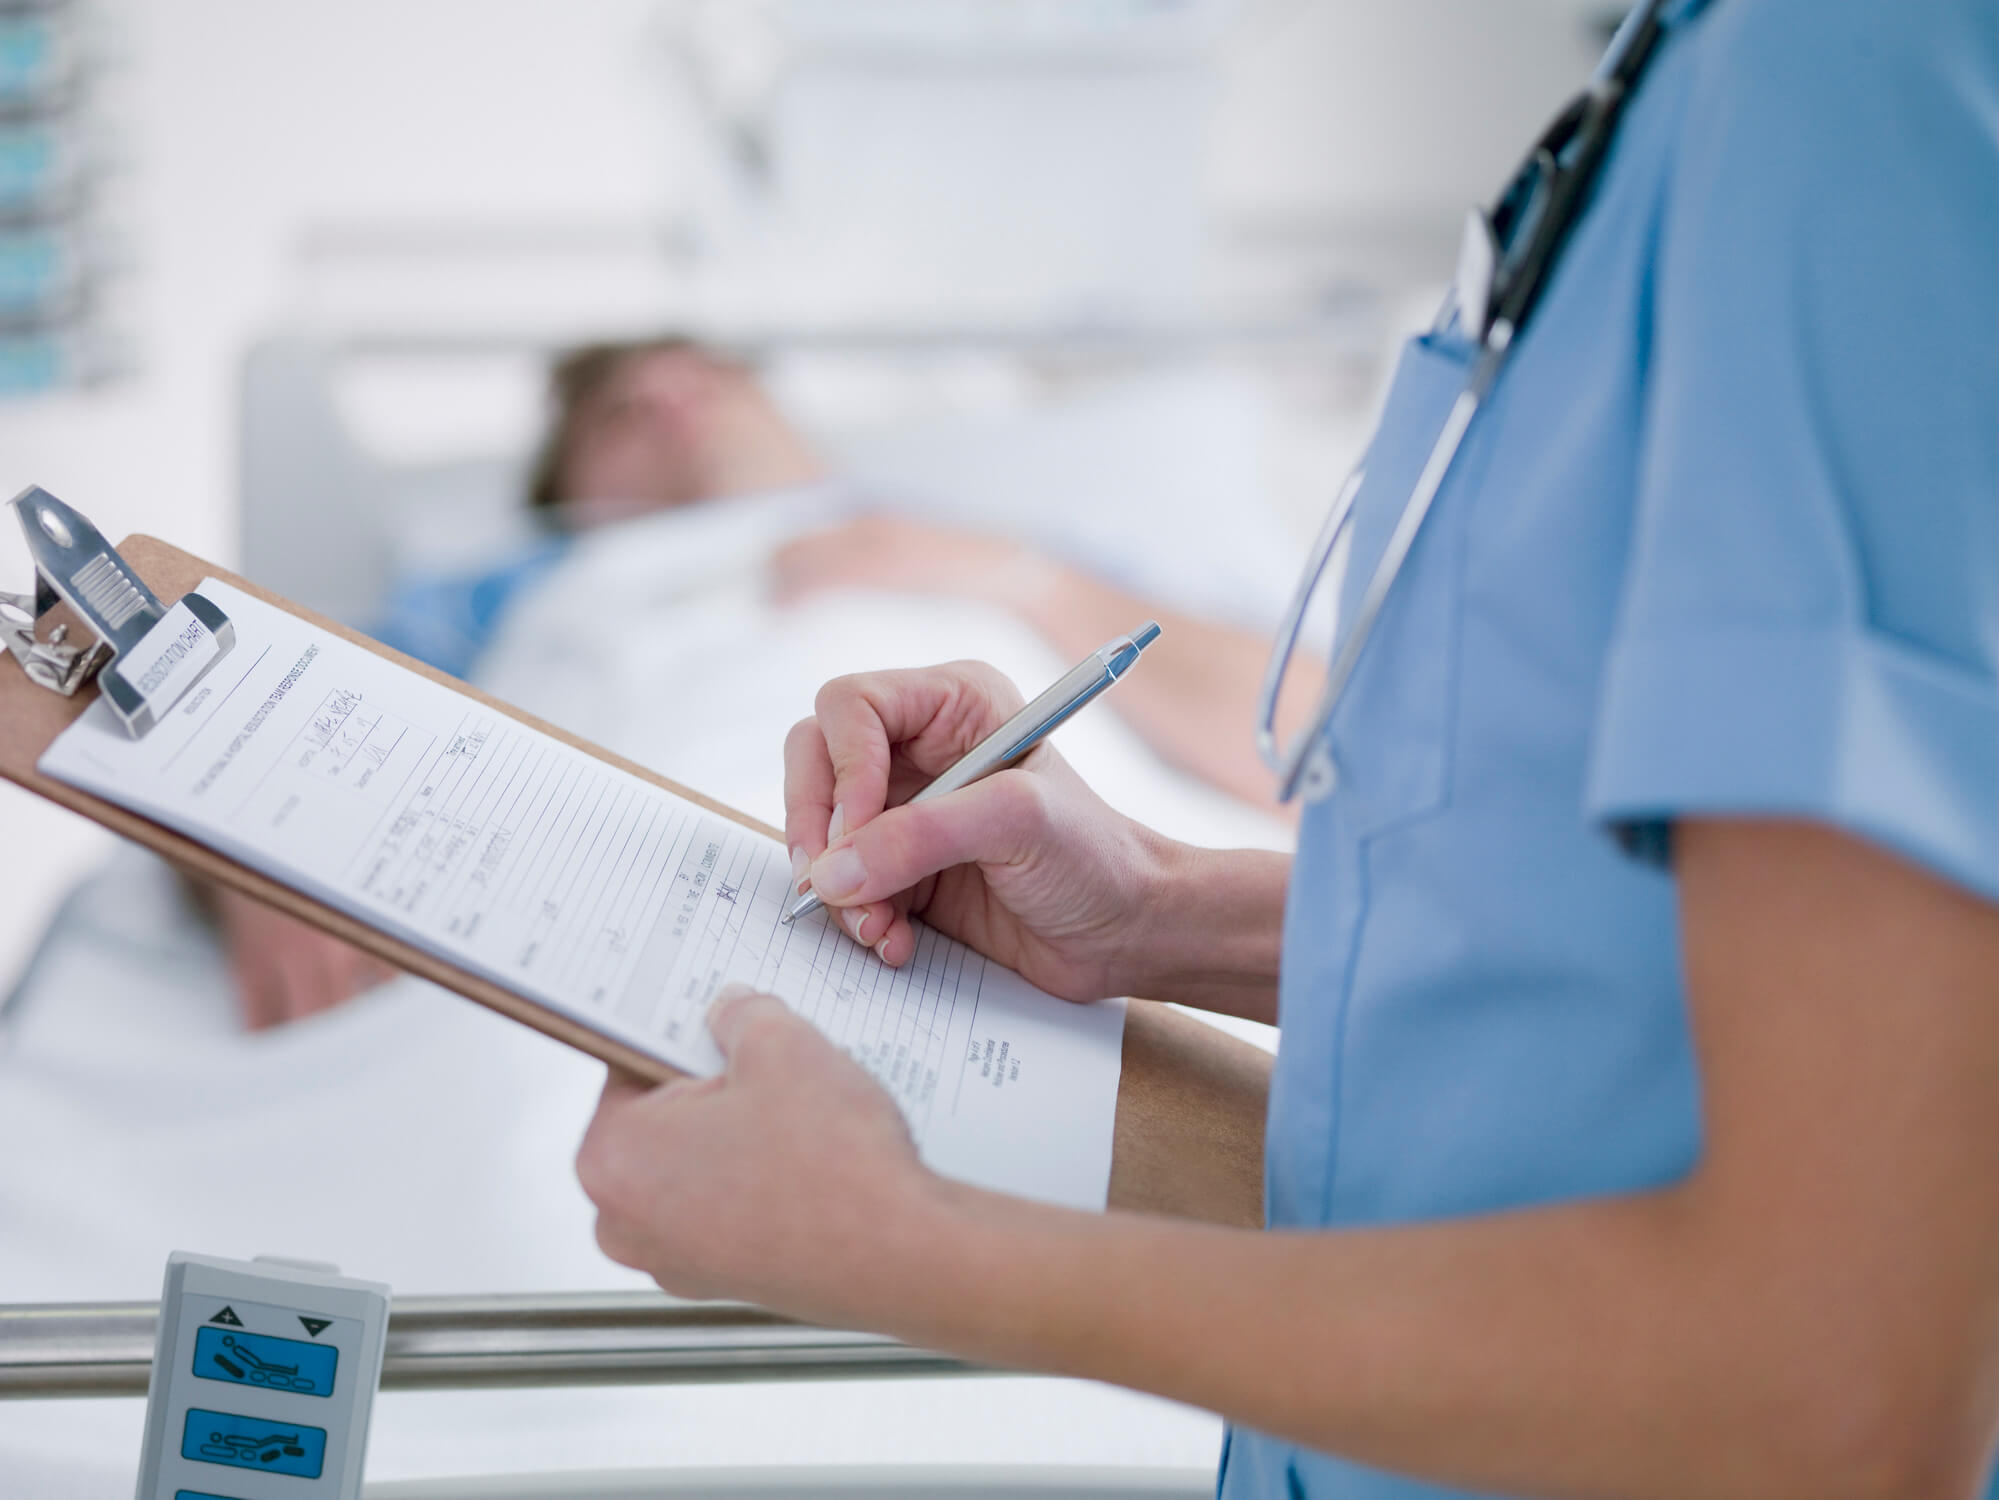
[{"x1": 773, "y1": 660, "x2": 1286, "y2": 1015}]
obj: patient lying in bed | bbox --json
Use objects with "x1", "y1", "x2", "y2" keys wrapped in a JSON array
[
  {"x1": 211, "y1": 337, "x2": 1310, "y2": 1030},
  {"x1": 0, "y1": 338, "x2": 1298, "y2": 1489}
]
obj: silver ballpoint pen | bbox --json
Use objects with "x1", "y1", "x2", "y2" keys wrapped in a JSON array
[{"x1": 782, "y1": 621, "x2": 1163, "y2": 926}]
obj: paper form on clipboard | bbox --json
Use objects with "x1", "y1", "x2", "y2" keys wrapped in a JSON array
[{"x1": 38, "y1": 579, "x2": 1125, "y2": 1210}]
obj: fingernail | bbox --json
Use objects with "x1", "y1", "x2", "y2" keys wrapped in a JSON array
[
  {"x1": 789, "y1": 845, "x2": 811, "y2": 894},
  {"x1": 826, "y1": 803, "x2": 847, "y2": 844},
  {"x1": 715, "y1": 981, "x2": 759, "y2": 1005},
  {"x1": 842, "y1": 906, "x2": 871, "y2": 945},
  {"x1": 874, "y1": 934, "x2": 894, "y2": 960},
  {"x1": 812, "y1": 845, "x2": 867, "y2": 902}
]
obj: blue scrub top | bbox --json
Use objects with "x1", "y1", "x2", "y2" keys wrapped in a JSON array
[{"x1": 1223, "y1": 2, "x2": 1999, "y2": 1496}]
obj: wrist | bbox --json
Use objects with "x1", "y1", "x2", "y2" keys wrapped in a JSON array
[
  {"x1": 822, "y1": 1168, "x2": 997, "y2": 1345},
  {"x1": 857, "y1": 1174, "x2": 1144, "y2": 1383},
  {"x1": 1115, "y1": 833, "x2": 1288, "y2": 1018}
]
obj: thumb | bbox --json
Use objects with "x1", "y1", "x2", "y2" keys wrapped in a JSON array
[
  {"x1": 806, "y1": 770, "x2": 1051, "y2": 909},
  {"x1": 706, "y1": 983, "x2": 796, "y2": 1062}
]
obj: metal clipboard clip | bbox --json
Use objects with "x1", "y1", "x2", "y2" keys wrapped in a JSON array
[{"x1": 2, "y1": 486, "x2": 235, "y2": 738}]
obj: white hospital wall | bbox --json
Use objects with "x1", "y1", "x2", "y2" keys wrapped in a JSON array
[
  {"x1": 0, "y1": 0, "x2": 1601, "y2": 990},
  {"x1": 1209, "y1": 0, "x2": 1601, "y2": 285}
]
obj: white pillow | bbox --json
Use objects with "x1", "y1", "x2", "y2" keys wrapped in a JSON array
[{"x1": 825, "y1": 364, "x2": 1303, "y2": 632}]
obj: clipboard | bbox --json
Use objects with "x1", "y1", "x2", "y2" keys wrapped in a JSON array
[
  {"x1": 0, "y1": 530, "x2": 761, "y2": 1085},
  {"x1": 1, "y1": 510, "x2": 1275, "y2": 1223}
]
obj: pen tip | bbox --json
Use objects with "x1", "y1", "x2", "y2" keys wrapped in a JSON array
[
  {"x1": 779, "y1": 909, "x2": 795, "y2": 925},
  {"x1": 1133, "y1": 621, "x2": 1162, "y2": 650}
]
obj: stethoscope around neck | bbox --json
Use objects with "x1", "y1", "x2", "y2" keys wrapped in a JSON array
[{"x1": 1255, "y1": 0, "x2": 1675, "y2": 805}]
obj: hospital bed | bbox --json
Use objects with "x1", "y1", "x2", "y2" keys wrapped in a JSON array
[
  {"x1": 0, "y1": 320, "x2": 1342, "y2": 1496},
  {"x1": 1, "y1": 1292, "x2": 1208, "y2": 1497},
  {"x1": 235, "y1": 321, "x2": 1356, "y2": 634}
]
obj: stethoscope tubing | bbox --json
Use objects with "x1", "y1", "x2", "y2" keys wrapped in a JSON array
[
  {"x1": 1255, "y1": 0, "x2": 1673, "y2": 804},
  {"x1": 1262, "y1": 348, "x2": 1500, "y2": 804}
]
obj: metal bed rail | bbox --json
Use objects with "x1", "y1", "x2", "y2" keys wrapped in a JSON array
[
  {"x1": 0, "y1": 1291, "x2": 975, "y2": 1399},
  {"x1": 362, "y1": 1469, "x2": 1216, "y2": 1499}
]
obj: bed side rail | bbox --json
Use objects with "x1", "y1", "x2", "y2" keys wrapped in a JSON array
[{"x1": 0, "y1": 1291, "x2": 972, "y2": 1398}]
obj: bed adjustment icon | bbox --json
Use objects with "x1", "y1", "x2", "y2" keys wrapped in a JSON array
[
  {"x1": 201, "y1": 1427, "x2": 304, "y2": 1463},
  {"x1": 212, "y1": 1332, "x2": 315, "y2": 1393},
  {"x1": 181, "y1": 1407, "x2": 328, "y2": 1478},
  {"x1": 193, "y1": 1323, "x2": 339, "y2": 1397}
]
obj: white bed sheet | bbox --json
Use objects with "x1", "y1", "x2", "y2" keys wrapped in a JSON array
[
  {"x1": 476, "y1": 485, "x2": 1293, "y2": 852},
  {"x1": 0, "y1": 492, "x2": 1285, "y2": 1488}
]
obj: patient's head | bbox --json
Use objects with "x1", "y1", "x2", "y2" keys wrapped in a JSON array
[{"x1": 529, "y1": 337, "x2": 824, "y2": 523}]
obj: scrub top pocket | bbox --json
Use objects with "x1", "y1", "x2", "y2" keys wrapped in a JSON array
[{"x1": 1322, "y1": 331, "x2": 1487, "y2": 836}]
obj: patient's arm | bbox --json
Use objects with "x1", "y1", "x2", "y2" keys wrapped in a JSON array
[
  {"x1": 201, "y1": 883, "x2": 396, "y2": 1030},
  {"x1": 770, "y1": 515, "x2": 1321, "y2": 811}
]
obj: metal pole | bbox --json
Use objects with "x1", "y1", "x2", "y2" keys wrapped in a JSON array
[{"x1": 0, "y1": 1293, "x2": 975, "y2": 1399}]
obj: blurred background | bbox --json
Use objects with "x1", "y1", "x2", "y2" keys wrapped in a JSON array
[
  {"x1": 0, "y1": 0, "x2": 1617, "y2": 983},
  {"x1": 0, "y1": 1, "x2": 1625, "y2": 1490}
]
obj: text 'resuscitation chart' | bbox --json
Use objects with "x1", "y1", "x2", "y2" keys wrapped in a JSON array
[{"x1": 40, "y1": 581, "x2": 1124, "y2": 1208}]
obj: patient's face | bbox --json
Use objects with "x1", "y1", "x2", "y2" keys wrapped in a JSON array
[{"x1": 559, "y1": 349, "x2": 733, "y2": 515}]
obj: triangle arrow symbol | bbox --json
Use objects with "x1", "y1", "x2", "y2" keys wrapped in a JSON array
[
  {"x1": 209, "y1": 1307, "x2": 243, "y2": 1326},
  {"x1": 299, "y1": 1316, "x2": 331, "y2": 1338}
]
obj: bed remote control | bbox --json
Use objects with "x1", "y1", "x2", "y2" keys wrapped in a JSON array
[{"x1": 135, "y1": 1251, "x2": 390, "y2": 1500}]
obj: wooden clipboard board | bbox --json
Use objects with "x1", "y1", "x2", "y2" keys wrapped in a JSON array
[
  {"x1": 0, "y1": 534, "x2": 765, "y2": 1084},
  {"x1": 2, "y1": 534, "x2": 1275, "y2": 1222}
]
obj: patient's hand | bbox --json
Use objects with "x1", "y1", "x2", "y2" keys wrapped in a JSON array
[
  {"x1": 770, "y1": 516, "x2": 1053, "y2": 612},
  {"x1": 211, "y1": 887, "x2": 396, "y2": 1030}
]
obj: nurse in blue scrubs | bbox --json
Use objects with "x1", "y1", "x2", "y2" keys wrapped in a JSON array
[{"x1": 575, "y1": 1, "x2": 1999, "y2": 1494}]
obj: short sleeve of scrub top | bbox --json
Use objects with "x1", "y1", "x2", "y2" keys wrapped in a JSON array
[{"x1": 1587, "y1": 0, "x2": 1999, "y2": 890}]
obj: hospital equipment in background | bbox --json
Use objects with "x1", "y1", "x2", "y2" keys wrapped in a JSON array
[
  {"x1": 3, "y1": 1290, "x2": 1210, "y2": 1498},
  {"x1": 136, "y1": 1252, "x2": 391, "y2": 1499},
  {"x1": 0, "y1": 0, "x2": 130, "y2": 395},
  {"x1": 659, "y1": 0, "x2": 1225, "y2": 323},
  {"x1": 4, "y1": 1292, "x2": 961, "y2": 1402}
]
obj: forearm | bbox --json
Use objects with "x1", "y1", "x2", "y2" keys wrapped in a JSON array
[
  {"x1": 1107, "y1": 999, "x2": 1270, "y2": 1226},
  {"x1": 868, "y1": 1182, "x2": 1889, "y2": 1500}
]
